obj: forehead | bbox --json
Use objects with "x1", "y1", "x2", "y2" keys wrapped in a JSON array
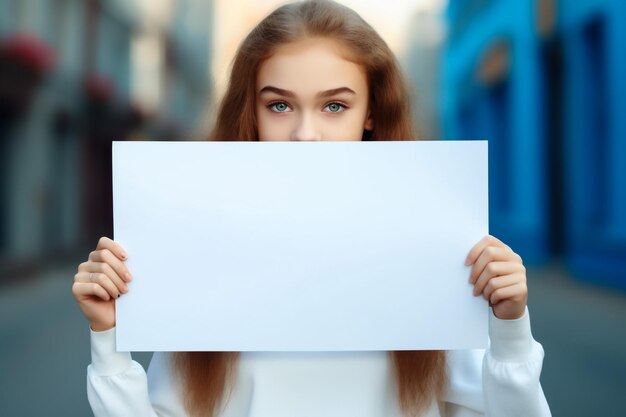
[{"x1": 256, "y1": 37, "x2": 367, "y2": 96}]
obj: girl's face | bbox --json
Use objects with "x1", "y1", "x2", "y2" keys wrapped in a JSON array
[{"x1": 256, "y1": 37, "x2": 373, "y2": 141}]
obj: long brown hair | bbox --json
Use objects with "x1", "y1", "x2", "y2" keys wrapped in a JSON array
[{"x1": 172, "y1": 1, "x2": 446, "y2": 416}]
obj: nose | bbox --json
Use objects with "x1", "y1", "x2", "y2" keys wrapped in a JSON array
[{"x1": 290, "y1": 113, "x2": 322, "y2": 141}]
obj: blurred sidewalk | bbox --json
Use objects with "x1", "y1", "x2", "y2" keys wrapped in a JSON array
[
  {"x1": 0, "y1": 262, "x2": 624, "y2": 416},
  {"x1": 526, "y1": 263, "x2": 626, "y2": 417},
  {"x1": 0, "y1": 263, "x2": 153, "y2": 416}
]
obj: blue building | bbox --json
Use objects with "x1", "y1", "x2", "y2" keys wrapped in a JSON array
[
  {"x1": 442, "y1": 0, "x2": 625, "y2": 287},
  {"x1": 558, "y1": 0, "x2": 626, "y2": 289}
]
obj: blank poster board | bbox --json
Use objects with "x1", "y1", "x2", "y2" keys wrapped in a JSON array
[{"x1": 113, "y1": 140, "x2": 489, "y2": 352}]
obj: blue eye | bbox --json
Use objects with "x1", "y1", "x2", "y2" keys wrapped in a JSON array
[
  {"x1": 267, "y1": 101, "x2": 347, "y2": 113},
  {"x1": 268, "y1": 102, "x2": 290, "y2": 112},
  {"x1": 324, "y1": 102, "x2": 346, "y2": 113}
]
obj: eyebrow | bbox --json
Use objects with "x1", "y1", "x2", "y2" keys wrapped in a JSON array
[{"x1": 258, "y1": 86, "x2": 356, "y2": 99}]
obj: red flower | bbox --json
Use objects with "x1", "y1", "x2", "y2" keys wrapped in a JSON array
[{"x1": 0, "y1": 33, "x2": 56, "y2": 73}]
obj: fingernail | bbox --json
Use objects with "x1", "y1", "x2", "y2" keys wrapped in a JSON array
[
  {"x1": 121, "y1": 251, "x2": 128, "y2": 259},
  {"x1": 464, "y1": 258, "x2": 471, "y2": 266},
  {"x1": 125, "y1": 272, "x2": 132, "y2": 281}
]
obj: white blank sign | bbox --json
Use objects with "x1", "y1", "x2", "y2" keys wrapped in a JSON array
[{"x1": 113, "y1": 140, "x2": 489, "y2": 352}]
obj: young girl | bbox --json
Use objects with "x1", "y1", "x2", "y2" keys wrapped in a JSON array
[{"x1": 72, "y1": 1, "x2": 551, "y2": 416}]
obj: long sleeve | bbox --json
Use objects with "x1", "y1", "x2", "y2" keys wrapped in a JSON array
[
  {"x1": 443, "y1": 308, "x2": 552, "y2": 417},
  {"x1": 86, "y1": 312, "x2": 551, "y2": 417},
  {"x1": 86, "y1": 326, "x2": 187, "y2": 417}
]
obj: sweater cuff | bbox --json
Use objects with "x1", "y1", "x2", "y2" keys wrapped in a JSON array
[
  {"x1": 488, "y1": 306, "x2": 536, "y2": 362},
  {"x1": 89, "y1": 326, "x2": 132, "y2": 376}
]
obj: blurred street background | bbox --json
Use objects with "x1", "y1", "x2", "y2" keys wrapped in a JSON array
[{"x1": 0, "y1": 0, "x2": 624, "y2": 416}]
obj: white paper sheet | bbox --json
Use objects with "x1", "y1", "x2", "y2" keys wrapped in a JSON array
[{"x1": 113, "y1": 140, "x2": 489, "y2": 352}]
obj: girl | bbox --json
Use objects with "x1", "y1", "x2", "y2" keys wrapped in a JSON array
[{"x1": 72, "y1": 1, "x2": 552, "y2": 416}]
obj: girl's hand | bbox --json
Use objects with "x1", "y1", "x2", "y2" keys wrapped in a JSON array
[
  {"x1": 71, "y1": 237, "x2": 132, "y2": 331},
  {"x1": 465, "y1": 235, "x2": 527, "y2": 320}
]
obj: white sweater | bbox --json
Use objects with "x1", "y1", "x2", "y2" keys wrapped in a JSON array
[{"x1": 87, "y1": 308, "x2": 551, "y2": 417}]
